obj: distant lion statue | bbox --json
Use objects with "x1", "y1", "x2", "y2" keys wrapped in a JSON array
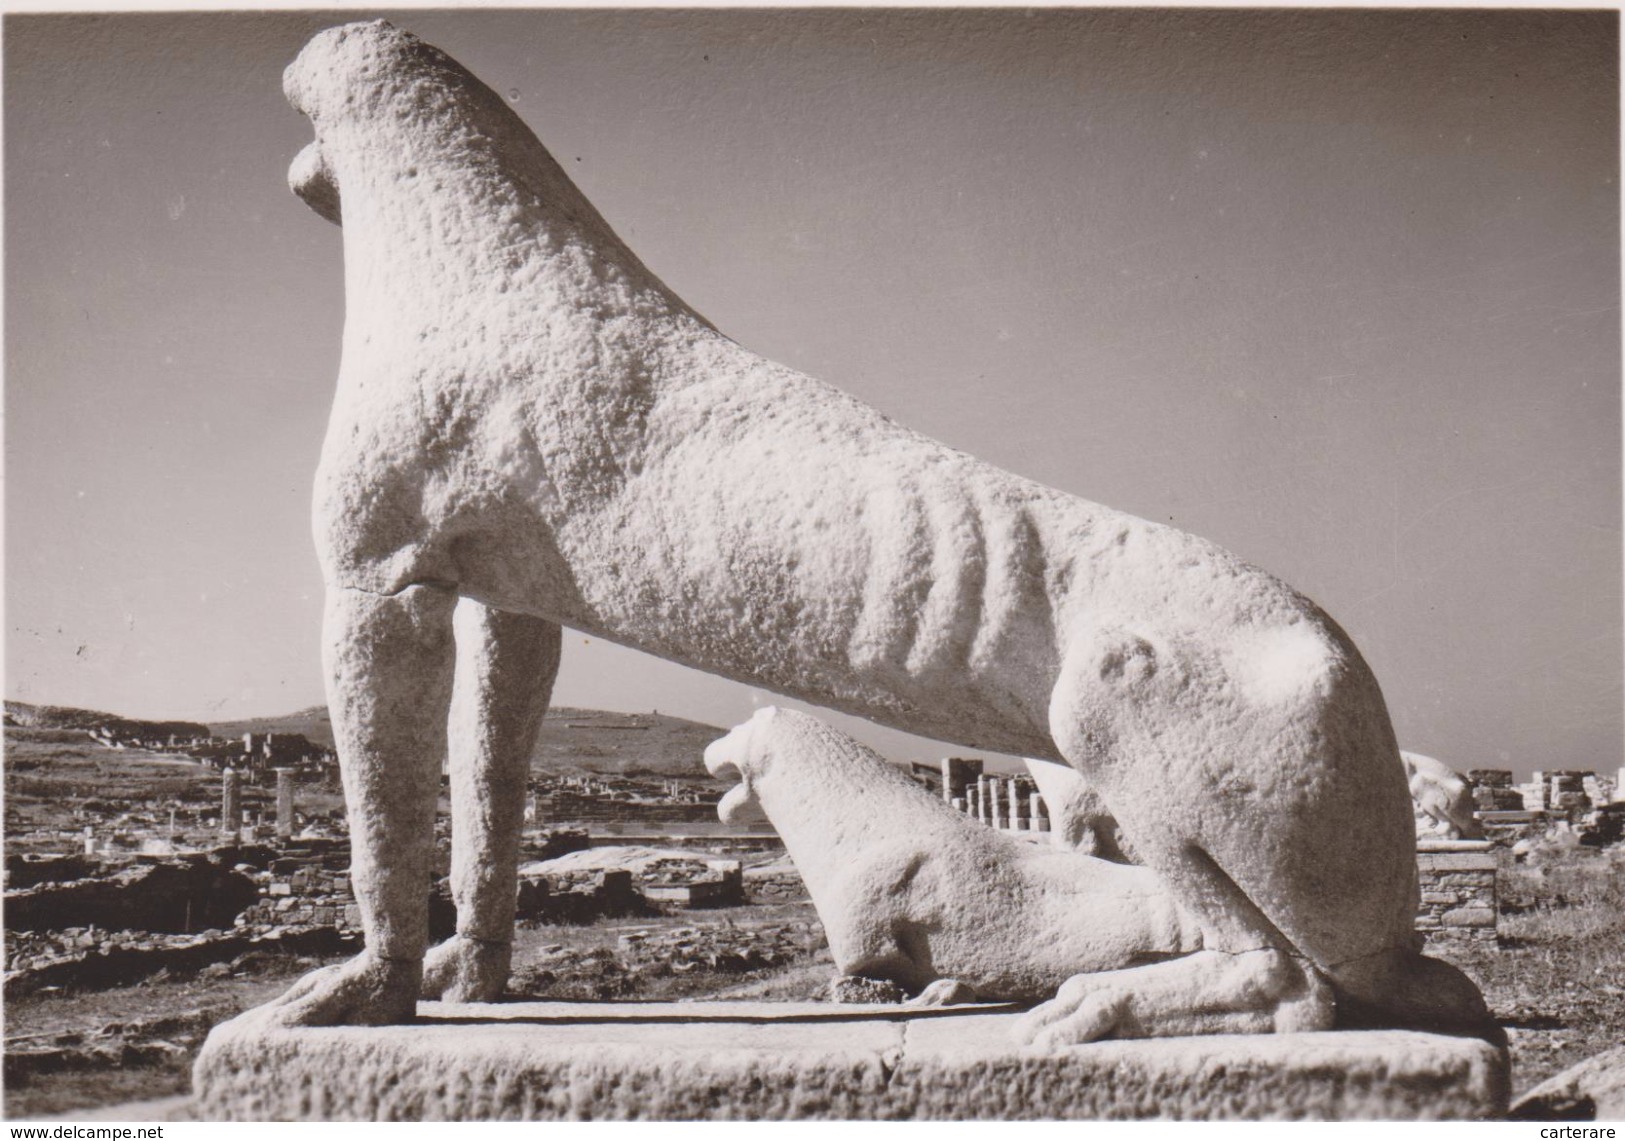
[
  {"x1": 1402, "y1": 751, "x2": 1485, "y2": 840},
  {"x1": 273, "y1": 20, "x2": 1490, "y2": 1045}
]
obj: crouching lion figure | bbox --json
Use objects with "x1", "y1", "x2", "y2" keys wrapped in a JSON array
[
  {"x1": 273, "y1": 20, "x2": 1491, "y2": 1046},
  {"x1": 704, "y1": 706, "x2": 1203, "y2": 1003}
]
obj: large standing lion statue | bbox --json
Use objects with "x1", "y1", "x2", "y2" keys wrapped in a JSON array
[{"x1": 272, "y1": 21, "x2": 1490, "y2": 1046}]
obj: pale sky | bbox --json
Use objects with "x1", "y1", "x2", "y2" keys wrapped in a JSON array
[{"x1": 5, "y1": 9, "x2": 1619, "y2": 778}]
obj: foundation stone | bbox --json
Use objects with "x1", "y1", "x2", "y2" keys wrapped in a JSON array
[{"x1": 193, "y1": 1000, "x2": 1509, "y2": 1121}]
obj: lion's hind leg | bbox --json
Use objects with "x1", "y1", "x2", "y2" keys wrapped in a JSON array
[
  {"x1": 421, "y1": 600, "x2": 561, "y2": 1003},
  {"x1": 1016, "y1": 947, "x2": 1332, "y2": 1046},
  {"x1": 1012, "y1": 826, "x2": 1334, "y2": 1044},
  {"x1": 1014, "y1": 617, "x2": 1402, "y2": 1045}
]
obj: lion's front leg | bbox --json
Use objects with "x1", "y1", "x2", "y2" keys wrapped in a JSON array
[
  {"x1": 267, "y1": 583, "x2": 457, "y2": 1026},
  {"x1": 422, "y1": 600, "x2": 561, "y2": 1003}
]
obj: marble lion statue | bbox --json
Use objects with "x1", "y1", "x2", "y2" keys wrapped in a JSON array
[
  {"x1": 273, "y1": 20, "x2": 1491, "y2": 1045},
  {"x1": 703, "y1": 706, "x2": 1202, "y2": 1002},
  {"x1": 1402, "y1": 751, "x2": 1485, "y2": 840}
]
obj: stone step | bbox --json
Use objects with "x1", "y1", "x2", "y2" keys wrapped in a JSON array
[{"x1": 194, "y1": 1000, "x2": 1508, "y2": 1121}]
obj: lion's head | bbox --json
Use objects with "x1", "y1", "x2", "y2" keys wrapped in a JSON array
[{"x1": 283, "y1": 21, "x2": 558, "y2": 230}]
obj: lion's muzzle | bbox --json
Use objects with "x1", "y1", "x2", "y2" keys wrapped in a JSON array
[{"x1": 290, "y1": 141, "x2": 342, "y2": 226}]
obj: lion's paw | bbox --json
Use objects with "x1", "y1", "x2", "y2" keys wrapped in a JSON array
[
  {"x1": 1013, "y1": 973, "x2": 1129, "y2": 1047},
  {"x1": 421, "y1": 934, "x2": 512, "y2": 1003},
  {"x1": 906, "y1": 978, "x2": 978, "y2": 1008},
  {"x1": 264, "y1": 951, "x2": 420, "y2": 1027},
  {"x1": 1013, "y1": 950, "x2": 1335, "y2": 1048}
]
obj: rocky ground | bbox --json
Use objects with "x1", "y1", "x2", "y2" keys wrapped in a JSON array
[
  {"x1": 6, "y1": 719, "x2": 1622, "y2": 1120},
  {"x1": 506, "y1": 904, "x2": 831, "y2": 1002},
  {"x1": 2, "y1": 904, "x2": 832, "y2": 1120},
  {"x1": 11, "y1": 852, "x2": 1625, "y2": 1120},
  {"x1": 3, "y1": 952, "x2": 333, "y2": 1119},
  {"x1": 1429, "y1": 839, "x2": 1625, "y2": 1097}
]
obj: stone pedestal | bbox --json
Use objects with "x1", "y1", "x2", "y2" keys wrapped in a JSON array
[
  {"x1": 1415, "y1": 840, "x2": 1497, "y2": 942},
  {"x1": 193, "y1": 1001, "x2": 1508, "y2": 1121}
]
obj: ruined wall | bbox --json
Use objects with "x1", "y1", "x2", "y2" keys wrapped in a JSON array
[
  {"x1": 745, "y1": 869, "x2": 809, "y2": 903},
  {"x1": 1415, "y1": 841, "x2": 1498, "y2": 943},
  {"x1": 234, "y1": 844, "x2": 359, "y2": 935},
  {"x1": 232, "y1": 832, "x2": 634, "y2": 937},
  {"x1": 5, "y1": 857, "x2": 257, "y2": 933},
  {"x1": 537, "y1": 794, "x2": 720, "y2": 826}
]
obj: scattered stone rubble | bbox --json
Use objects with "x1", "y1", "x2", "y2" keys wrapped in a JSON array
[
  {"x1": 507, "y1": 920, "x2": 826, "y2": 1001},
  {"x1": 821, "y1": 975, "x2": 907, "y2": 1004},
  {"x1": 618, "y1": 921, "x2": 823, "y2": 974},
  {"x1": 743, "y1": 855, "x2": 809, "y2": 902},
  {"x1": 3, "y1": 926, "x2": 354, "y2": 998},
  {"x1": 1467, "y1": 768, "x2": 1623, "y2": 848},
  {"x1": 4, "y1": 854, "x2": 258, "y2": 934},
  {"x1": 523, "y1": 846, "x2": 746, "y2": 909},
  {"x1": 234, "y1": 843, "x2": 362, "y2": 936},
  {"x1": 4, "y1": 1003, "x2": 237, "y2": 1085}
]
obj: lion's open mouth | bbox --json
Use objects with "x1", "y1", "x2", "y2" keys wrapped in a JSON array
[
  {"x1": 703, "y1": 739, "x2": 758, "y2": 825},
  {"x1": 715, "y1": 782, "x2": 756, "y2": 825}
]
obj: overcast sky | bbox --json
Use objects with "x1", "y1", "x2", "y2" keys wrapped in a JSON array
[{"x1": 5, "y1": 8, "x2": 1618, "y2": 778}]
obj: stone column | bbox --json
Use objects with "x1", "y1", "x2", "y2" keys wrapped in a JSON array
[
  {"x1": 1011, "y1": 779, "x2": 1028, "y2": 831},
  {"x1": 941, "y1": 757, "x2": 982, "y2": 805},
  {"x1": 1032, "y1": 793, "x2": 1049, "y2": 833},
  {"x1": 221, "y1": 767, "x2": 241, "y2": 837},
  {"x1": 274, "y1": 768, "x2": 296, "y2": 841},
  {"x1": 976, "y1": 776, "x2": 991, "y2": 825},
  {"x1": 989, "y1": 779, "x2": 1005, "y2": 830}
]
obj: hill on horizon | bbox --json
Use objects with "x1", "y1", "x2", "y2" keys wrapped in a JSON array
[
  {"x1": 4, "y1": 700, "x2": 209, "y2": 742},
  {"x1": 212, "y1": 705, "x2": 728, "y2": 776},
  {"x1": 7, "y1": 699, "x2": 731, "y2": 778},
  {"x1": 213, "y1": 704, "x2": 730, "y2": 779}
]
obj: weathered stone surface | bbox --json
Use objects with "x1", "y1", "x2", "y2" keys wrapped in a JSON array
[
  {"x1": 823, "y1": 976, "x2": 907, "y2": 1004},
  {"x1": 193, "y1": 1001, "x2": 1509, "y2": 1121},
  {"x1": 1418, "y1": 851, "x2": 1499, "y2": 873},
  {"x1": 704, "y1": 707, "x2": 1199, "y2": 999},
  {"x1": 1414, "y1": 842, "x2": 1498, "y2": 943},
  {"x1": 274, "y1": 19, "x2": 1490, "y2": 1040},
  {"x1": 1511, "y1": 1044, "x2": 1625, "y2": 1121}
]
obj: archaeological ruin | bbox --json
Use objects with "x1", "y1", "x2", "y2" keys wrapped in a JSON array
[{"x1": 9, "y1": 11, "x2": 1617, "y2": 1124}]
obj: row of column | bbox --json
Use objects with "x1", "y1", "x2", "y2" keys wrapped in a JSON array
[
  {"x1": 220, "y1": 766, "x2": 299, "y2": 841},
  {"x1": 940, "y1": 758, "x2": 1050, "y2": 833}
]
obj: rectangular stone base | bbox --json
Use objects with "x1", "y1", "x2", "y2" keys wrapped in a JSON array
[{"x1": 193, "y1": 1000, "x2": 1508, "y2": 1121}]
